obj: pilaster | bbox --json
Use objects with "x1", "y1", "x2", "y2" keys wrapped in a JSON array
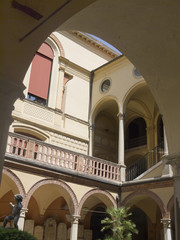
[{"x1": 55, "y1": 64, "x2": 65, "y2": 110}]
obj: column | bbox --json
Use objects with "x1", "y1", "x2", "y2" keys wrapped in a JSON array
[
  {"x1": 163, "y1": 125, "x2": 168, "y2": 155},
  {"x1": 0, "y1": 77, "x2": 25, "y2": 182},
  {"x1": 88, "y1": 123, "x2": 94, "y2": 156},
  {"x1": 70, "y1": 215, "x2": 80, "y2": 240},
  {"x1": 18, "y1": 208, "x2": 28, "y2": 231},
  {"x1": 161, "y1": 218, "x2": 172, "y2": 240},
  {"x1": 55, "y1": 64, "x2": 65, "y2": 111},
  {"x1": 117, "y1": 112, "x2": 126, "y2": 182},
  {"x1": 166, "y1": 154, "x2": 180, "y2": 240}
]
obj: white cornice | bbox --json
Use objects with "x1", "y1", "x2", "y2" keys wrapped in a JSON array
[{"x1": 59, "y1": 30, "x2": 121, "y2": 61}]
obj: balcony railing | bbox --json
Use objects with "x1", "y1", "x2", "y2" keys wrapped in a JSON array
[
  {"x1": 126, "y1": 142, "x2": 164, "y2": 181},
  {"x1": 6, "y1": 132, "x2": 121, "y2": 182}
]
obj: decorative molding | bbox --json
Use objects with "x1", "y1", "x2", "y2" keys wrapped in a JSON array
[
  {"x1": 122, "y1": 179, "x2": 173, "y2": 192},
  {"x1": 78, "y1": 188, "x2": 117, "y2": 215},
  {"x1": 121, "y1": 189, "x2": 167, "y2": 218},
  {"x1": 50, "y1": 33, "x2": 65, "y2": 57},
  {"x1": 24, "y1": 178, "x2": 78, "y2": 215},
  {"x1": 3, "y1": 167, "x2": 26, "y2": 198},
  {"x1": 59, "y1": 56, "x2": 91, "y2": 81},
  {"x1": 71, "y1": 31, "x2": 120, "y2": 59}
]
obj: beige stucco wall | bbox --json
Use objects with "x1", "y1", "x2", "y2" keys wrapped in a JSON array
[
  {"x1": 91, "y1": 56, "x2": 144, "y2": 116},
  {"x1": 54, "y1": 32, "x2": 108, "y2": 71}
]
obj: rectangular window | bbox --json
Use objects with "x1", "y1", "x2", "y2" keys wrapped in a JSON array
[{"x1": 28, "y1": 53, "x2": 52, "y2": 101}]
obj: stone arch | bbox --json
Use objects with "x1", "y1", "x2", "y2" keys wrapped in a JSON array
[
  {"x1": 91, "y1": 96, "x2": 120, "y2": 124},
  {"x1": 122, "y1": 81, "x2": 146, "y2": 112},
  {"x1": 78, "y1": 188, "x2": 117, "y2": 216},
  {"x1": 121, "y1": 189, "x2": 166, "y2": 218},
  {"x1": 24, "y1": 178, "x2": 78, "y2": 215},
  {"x1": 167, "y1": 195, "x2": 174, "y2": 213},
  {"x1": 2, "y1": 167, "x2": 26, "y2": 198},
  {"x1": 50, "y1": 33, "x2": 65, "y2": 57},
  {"x1": 12, "y1": 123, "x2": 50, "y2": 141}
]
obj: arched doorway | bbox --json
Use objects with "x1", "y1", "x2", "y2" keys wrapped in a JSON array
[
  {"x1": 122, "y1": 191, "x2": 165, "y2": 240},
  {"x1": 125, "y1": 117, "x2": 147, "y2": 149},
  {"x1": 130, "y1": 207, "x2": 148, "y2": 240},
  {"x1": 92, "y1": 98, "x2": 119, "y2": 163}
]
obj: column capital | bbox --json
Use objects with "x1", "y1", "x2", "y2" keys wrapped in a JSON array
[
  {"x1": 20, "y1": 208, "x2": 28, "y2": 218},
  {"x1": 66, "y1": 214, "x2": 80, "y2": 224},
  {"x1": 89, "y1": 124, "x2": 95, "y2": 131},
  {"x1": 117, "y1": 112, "x2": 125, "y2": 120},
  {"x1": 161, "y1": 218, "x2": 172, "y2": 228},
  {"x1": 163, "y1": 153, "x2": 180, "y2": 177}
]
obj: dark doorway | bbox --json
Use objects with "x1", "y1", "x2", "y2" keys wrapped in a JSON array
[
  {"x1": 90, "y1": 207, "x2": 108, "y2": 240},
  {"x1": 131, "y1": 207, "x2": 148, "y2": 240}
]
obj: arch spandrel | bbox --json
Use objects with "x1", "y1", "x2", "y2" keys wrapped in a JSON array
[
  {"x1": 121, "y1": 190, "x2": 166, "y2": 219},
  {"x1": 78, "y1": 188, "x2": 117, "y2": 216},
  {"x1": 1, "y1": 168, "x2": 26, "y2": 198},
  {"x1": 24, "y1": 179, "x2": 78, "y2": 215}
]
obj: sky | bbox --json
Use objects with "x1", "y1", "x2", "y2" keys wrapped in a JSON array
[{"x1": 88, "y1": 33, "x2": 122, "y2": 55}]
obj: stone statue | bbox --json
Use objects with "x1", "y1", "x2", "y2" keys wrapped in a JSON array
[{"x1": 3, "y1": 194, "x2": 23, "y2": 229}]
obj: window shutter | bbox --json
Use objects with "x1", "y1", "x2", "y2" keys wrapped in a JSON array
[{"x1": 28, "y1": 43, "x2": 53, "y2": 100}]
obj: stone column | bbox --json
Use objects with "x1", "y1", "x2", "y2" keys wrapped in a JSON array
[
  {"x1": 117, "y1": 113, "x2": 126, "y2": 181},
  {"x1": 166, "y1": 154, "x2": 180, "y2": 240},
  {"x1": 17, "y1": 208, "x2": 28, "y2": 231},
  {"x1": 69, "y1": 215, "x2": 80, "y2": 240},
  {"x1": 0, "y1": 77, "x2": 25, "y2": 182},
  {"x1": 163, "y1": 125, "x2": 168, "y2": 155},
  {"x1": 55, "y1": 64, "x2": 65, "y2": 111},
  {"x1": 161, "y1": 218, "x2": 172, "y2": 240},
  {"x1": 88, "y1": 124, "x2": 94, "y2": 156}
]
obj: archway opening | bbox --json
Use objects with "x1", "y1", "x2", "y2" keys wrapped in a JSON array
[{"x1": 93, "y1": 99, "x2": 119, "y2": 163}]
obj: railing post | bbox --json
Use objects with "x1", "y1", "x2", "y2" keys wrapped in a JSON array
[{"x1": 26, "y1": 140, "x2": 35, "y2": 159}]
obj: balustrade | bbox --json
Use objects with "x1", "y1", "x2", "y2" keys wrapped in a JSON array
[
  {"x1": 6, "y1": 132, "x2": 121, "y2": 182},
  {"x1": 126, "y1": 143, "x2": 164, "y2": 181}
]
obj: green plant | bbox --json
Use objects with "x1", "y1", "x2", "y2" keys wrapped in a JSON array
[
  {"x1": 0, "y1": 228, "x2": 37, "y2": 240},
  {"x1": 101, "y1": 207, "x2": 138, "y2": 240}
]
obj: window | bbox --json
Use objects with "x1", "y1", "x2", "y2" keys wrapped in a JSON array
[
  {"x1": 100, "y1": 79, "x2": 111, "y2": 93},
  {"x1": 134, "y1": 68, "x2": 141, "y2": 77},
  {"x1": 27, "y1": 43, "x2": 54, "y2": 105}
]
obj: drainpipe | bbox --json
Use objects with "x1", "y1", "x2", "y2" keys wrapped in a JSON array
[{"x1": 88, "y1": 71, "x2": 94, "y2": 156}]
